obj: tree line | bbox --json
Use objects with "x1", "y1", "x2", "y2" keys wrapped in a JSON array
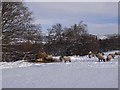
[{"x1": 1, "y1": 2, "x2": 119, "y2": 62}]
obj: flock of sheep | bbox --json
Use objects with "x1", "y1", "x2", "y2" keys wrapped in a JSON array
[
  {"x1": 88, "y1": 51, "x2": 120, "y2": 62},
  {"x1": 59, "y1": 51, "x2": 120, "y2": 63},
  {"x1": 35, "y1": 51, "x2": 120, "y2": 63}
]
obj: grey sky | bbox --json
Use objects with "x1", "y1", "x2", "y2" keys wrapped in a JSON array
[{"x1": 24, "y1": 2, "x2": 118, "y2": 35}]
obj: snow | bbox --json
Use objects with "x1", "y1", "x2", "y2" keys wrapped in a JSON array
[
  {"x1": 97, "y1": 35, "x2": 108, "y2": 40},
  {"x1": 1, "y1": 51, "x2": 119, "y2": 88}
]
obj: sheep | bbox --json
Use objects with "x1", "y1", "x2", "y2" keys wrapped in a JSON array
[
  {"x1": 99, "y1": 52, "x2": 104, "y2": 56},
  {"x1": 106, "y1": 54, "x2": 113, "y2": 61},
  {"x1": 88, "y1": 51, "x2": 92, "y2": 58},
  {"x1": 45, "y1": 55, "x2": 54, "y2": 62},
  {"x1": 115, "y1": 52, "x2": 120, "y2": 55},
  {"x1": 59, "y1": 56, "x2": 71, "y2": 63},
  {"x1": 88, "y1": 51, "x2": 97, "y2": 58},
  {"x1": 59, "y1": 56, "x2": 63, "y2": 61},
  {"x1": 96, "y1": 53, "x2": 105, "y2": 62},
  {"x1": 108, "y1": 53, "x2": 115, "y2": 59}
]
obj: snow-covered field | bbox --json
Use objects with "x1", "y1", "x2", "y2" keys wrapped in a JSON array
[{"x1": 1, "y1": 51, "x2": 119, "y2": 88}]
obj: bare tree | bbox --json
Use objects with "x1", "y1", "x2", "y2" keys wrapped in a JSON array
[
  {"x1": 47, "y1": 23, "x2": 63, "y2": 43},
  {"x1": 2, "y1": 2, "x2": 32, "y2": 44},
  {"x1": 1, "y1": 2, "x2": 34, "y2": 61}
]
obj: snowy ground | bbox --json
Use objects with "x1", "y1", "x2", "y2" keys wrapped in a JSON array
[{"x1": 1, "y1": 51, "x2": 119, "y2": 88}]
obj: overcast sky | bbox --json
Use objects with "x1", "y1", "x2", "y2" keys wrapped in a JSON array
[{"x1": 24, "y1": 2, "x2": 118, "y2": 35}]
